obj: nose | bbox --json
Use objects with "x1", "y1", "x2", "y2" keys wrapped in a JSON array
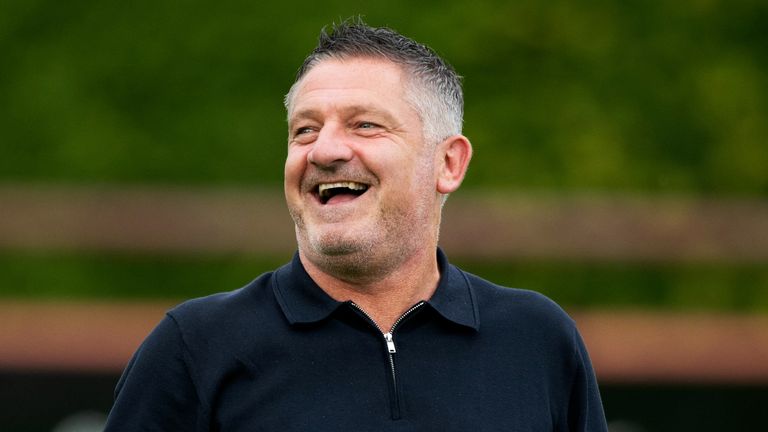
[{"x1": 307, "y1": 124, "x2": 354, "y2": 167}]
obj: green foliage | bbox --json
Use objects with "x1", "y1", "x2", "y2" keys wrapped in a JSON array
[
  {"x1": 2, "y1": 0, "x2": 767, "y2": 194},
  {"x1": 2, "y1": 1, "x2": 767, "y2": 309},
  {"x1": 0, "y1": 252, "x2": 288, "y2": 300},
  {"x1": 459, "y1": 259, "x2": 768, "y2": 313},
  {"x1": 2, "y1": 253, "x2": 767, "y2": 313}
]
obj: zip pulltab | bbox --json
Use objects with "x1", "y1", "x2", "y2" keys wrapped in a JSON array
[
  {"x1": 349, "y1": 300, "x2": 426, "y2": 420},
  {"x1": 349, "y1": 301, "x2": 425, "y2": 353},
  {"x1": 384, "y1": 332, "x2": 396, "y2": 353}
]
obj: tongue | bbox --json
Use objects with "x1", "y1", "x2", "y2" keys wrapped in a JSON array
[{"x1": 326, "y1": 192, "x2": 359, "y2": 205}]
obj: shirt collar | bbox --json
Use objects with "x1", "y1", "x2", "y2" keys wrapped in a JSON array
[
  {"x1": 272, "y1": 253, "x2": 344, "y2": 325},
  {"x1": 428, "y1": 248, "x2": 480, "y2": 331},
  {"x1": 272, "y1": 248, "x2": 479, "y2": 331}
]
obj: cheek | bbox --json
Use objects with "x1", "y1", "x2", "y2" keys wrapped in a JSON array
[{"x1": 284, "y1": 147, "x2": 308, "y2": 185}]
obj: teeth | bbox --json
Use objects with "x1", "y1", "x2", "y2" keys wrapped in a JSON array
[{"x1": 318, "y1": 182, "x2": 367, "y2": 199}]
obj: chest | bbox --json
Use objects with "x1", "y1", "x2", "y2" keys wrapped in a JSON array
[{"x1": 202, "y1": 324, "x2": 564, "y2": 432}]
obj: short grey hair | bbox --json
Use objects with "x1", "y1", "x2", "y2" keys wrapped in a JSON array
[{"x1": 284, "y1": 18, "x2": 464, "y2": 144}]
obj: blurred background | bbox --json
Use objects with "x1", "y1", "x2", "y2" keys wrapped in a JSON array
[{"x1": 1, "y1": 0, "x2": 767, "y2": 430}]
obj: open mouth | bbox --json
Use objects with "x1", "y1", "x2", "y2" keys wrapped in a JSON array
[{"x1": 316, "y1": 181, "x2": 369, "y2": 204}]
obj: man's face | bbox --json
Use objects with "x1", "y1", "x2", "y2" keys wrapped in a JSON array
[{"x1": 284, "y1": 58, "x2": 441, "y2": 275}]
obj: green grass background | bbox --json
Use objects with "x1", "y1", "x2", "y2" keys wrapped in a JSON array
[{"x1": 2, "y1": 0, "x2": 767, "y2": 310}]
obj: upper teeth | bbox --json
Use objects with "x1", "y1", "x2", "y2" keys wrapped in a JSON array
[{"x1": 318, "y1": 182, "x2": 367, "y2": 198}]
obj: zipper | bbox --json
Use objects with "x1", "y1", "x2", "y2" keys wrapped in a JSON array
[{"x1": 350, "y1": 301, "x2": 426, "y2": 420}]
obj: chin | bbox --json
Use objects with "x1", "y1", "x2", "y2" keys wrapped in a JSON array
[{"x1": 308, "y1": 230, "x2": 372, "y2": 257}]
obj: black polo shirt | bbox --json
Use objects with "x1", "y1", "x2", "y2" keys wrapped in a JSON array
[{"x1": 105, "y1": 250, "x2": 607, "y2": 431}]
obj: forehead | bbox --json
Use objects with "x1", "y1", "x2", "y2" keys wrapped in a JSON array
[{"x1": 288, "y1": 58, "x2": 413, "y2": 118}]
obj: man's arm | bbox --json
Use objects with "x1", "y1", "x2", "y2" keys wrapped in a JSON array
[
  {"x1": 104, "y1": 315, "x2": 206, "y2": 431},
  {"x1": 566, "y1": 326, "x2": 608, "y2": 432}
]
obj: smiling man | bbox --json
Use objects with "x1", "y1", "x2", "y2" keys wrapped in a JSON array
[
  {"x1": 283, "y1": 55, "x2": 468, "y2": 332},
  {"x1": 105, "y1": 19, "x2": 607, "y2": 431}
]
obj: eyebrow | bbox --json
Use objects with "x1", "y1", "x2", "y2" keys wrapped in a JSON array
[{"x1": 289, "y1": 104, "x2": 400, "y2": 128}]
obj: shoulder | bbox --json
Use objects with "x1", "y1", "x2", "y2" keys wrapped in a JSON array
[
  {"x1": 455, "y1": 267, "x2": 587, "y2": 371},
  {"x1": 460, "y1": 268, "x2": 576, "y2": 336},
  {"x1": 165, "y1": 269, "x2": 282, "y2": 342}
]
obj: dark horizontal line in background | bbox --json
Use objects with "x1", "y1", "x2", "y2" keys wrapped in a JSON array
[
  {"x1": 1, "y1": 184, "x2": 767, "y2": 262},
  {"x1": 1, "y1": 300, "x2": 767, "y2": 383}
]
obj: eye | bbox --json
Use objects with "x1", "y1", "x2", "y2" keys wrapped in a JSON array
[
  {"x1": 354, "y1": 121, "x2": 385, "y2": 135},
  {"x1": 357, "y1": 121, "x2": 381, "y2": 129},
  {"x1": 295, "y1": 126, "x2": 315, "y2": 135},
  {"x1": 291, "y1": 126, "x2": 318, "y2": 144}
]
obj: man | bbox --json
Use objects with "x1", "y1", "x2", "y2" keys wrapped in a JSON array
[{"x1": 105, "y1": 19, "x2": 607, "y2": 431}]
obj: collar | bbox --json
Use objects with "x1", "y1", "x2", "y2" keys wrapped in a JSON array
[{"x1": 272, "y1": 248, "x2": 479, "y2": 331}]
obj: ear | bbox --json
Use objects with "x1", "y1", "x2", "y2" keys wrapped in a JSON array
[{"x1": 435, "y1": 135, "x2": 473, "y2": 194}]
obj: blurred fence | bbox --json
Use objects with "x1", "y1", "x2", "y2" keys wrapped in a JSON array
[
  {"x1": 1, "y1": 184, "x2": 768, "y2": 431},
  {"x1": 2, "y1": 183, "x2": 768, "y2": 380},
  {"x1": 2, "y1": 184, "x2": 767, "y2": 261}
]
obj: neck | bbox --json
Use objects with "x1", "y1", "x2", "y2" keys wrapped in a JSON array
[{"x1": 299, "y1": 247, "x2": 440, "y2": 331}]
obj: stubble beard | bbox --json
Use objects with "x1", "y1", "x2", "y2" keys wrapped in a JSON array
[{"x1": 289, "y1": 190, "x2": 437, "y2": 284}]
